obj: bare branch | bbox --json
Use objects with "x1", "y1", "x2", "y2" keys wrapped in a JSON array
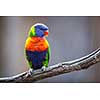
[{"x1": 0, "y1": 48, "x2": 100, "y2": 82}]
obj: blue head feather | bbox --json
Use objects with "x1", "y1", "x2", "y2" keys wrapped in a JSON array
[{"x1": 34, "y1": 23, "x2": 48, "y2": 37}]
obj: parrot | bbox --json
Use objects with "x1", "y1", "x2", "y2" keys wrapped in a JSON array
[{"x1": 25, "y1": 23, "x2": 50, "y2": 75}]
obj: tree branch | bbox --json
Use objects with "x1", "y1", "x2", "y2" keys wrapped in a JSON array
[{"x1": 0, "y1": 48, "x2": 100, "y2": 82}]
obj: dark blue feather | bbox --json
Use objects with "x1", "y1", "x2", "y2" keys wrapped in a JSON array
[{"x1": 26, "y1": 49, "x2": 48, "y2": 70}]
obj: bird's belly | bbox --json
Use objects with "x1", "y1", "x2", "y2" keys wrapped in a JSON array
[{"x1": 26, "y1": 49, "x2": 47, "y2": 70}]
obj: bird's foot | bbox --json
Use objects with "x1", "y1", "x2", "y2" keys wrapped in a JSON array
[
  {"x1": 26, "y1": 69, "x2": 34, "y2": 77},
  {"x1": 41, "y1": 66, "x2": 47, "y2": 72}
]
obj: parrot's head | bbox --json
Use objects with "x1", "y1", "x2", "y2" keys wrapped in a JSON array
[{"x1": 28, "y1": 23, "x2": 49, "y2": 38}]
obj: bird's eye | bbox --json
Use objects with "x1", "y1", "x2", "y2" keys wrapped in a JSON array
[{"x1": 40, "y1": 28, "x2": 43, "y2": 30}]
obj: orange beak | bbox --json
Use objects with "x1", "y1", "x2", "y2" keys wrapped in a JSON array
[{"x1": 44, "y1": 30, "x2": 49, "y2": 36}]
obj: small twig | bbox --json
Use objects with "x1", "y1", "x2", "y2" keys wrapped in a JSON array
[{"x1": 0, "y1": 48, "x2": 100, "y2": 82}]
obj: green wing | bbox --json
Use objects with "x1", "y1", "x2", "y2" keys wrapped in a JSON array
[
  {"x1": 24, "y1": 49, "x2": 33, "y2": 69},
  {"x1": 42, "y1": 47, "x2": 50, "y2": 67}
]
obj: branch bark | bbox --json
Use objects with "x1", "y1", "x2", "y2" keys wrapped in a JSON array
[{"x1": 0, "y1": 48, "x2": 100, "y2": 82}]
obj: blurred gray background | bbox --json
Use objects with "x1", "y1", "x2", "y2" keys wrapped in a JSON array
[{"x1": 0, "y1": 16, "x2": 100, "y2": 82}]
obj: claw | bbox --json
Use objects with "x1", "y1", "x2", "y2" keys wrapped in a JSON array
[
  {"x1": 26, "y1": 69, "x2": 34, "y2": 77},
  {"x1": 41, "y1": 66, "x2": 46, "y2": 71}
]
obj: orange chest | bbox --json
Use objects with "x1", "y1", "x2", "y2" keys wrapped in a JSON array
[{"x1": 25, "y1": 37, "x2": 49, "y2": 52}]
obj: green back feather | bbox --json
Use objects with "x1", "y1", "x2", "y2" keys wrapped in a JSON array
[
  {"x1": 42, "y1": 46, "x2": 50, "y2": 67},
  {"x1": 28, "y1": 26, "x2": 36, "y2": 37}
]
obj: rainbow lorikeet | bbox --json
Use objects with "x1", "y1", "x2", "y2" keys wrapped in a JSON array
[{"x1": 25, "y1": 23, "x2": 50, "y2": 75}]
